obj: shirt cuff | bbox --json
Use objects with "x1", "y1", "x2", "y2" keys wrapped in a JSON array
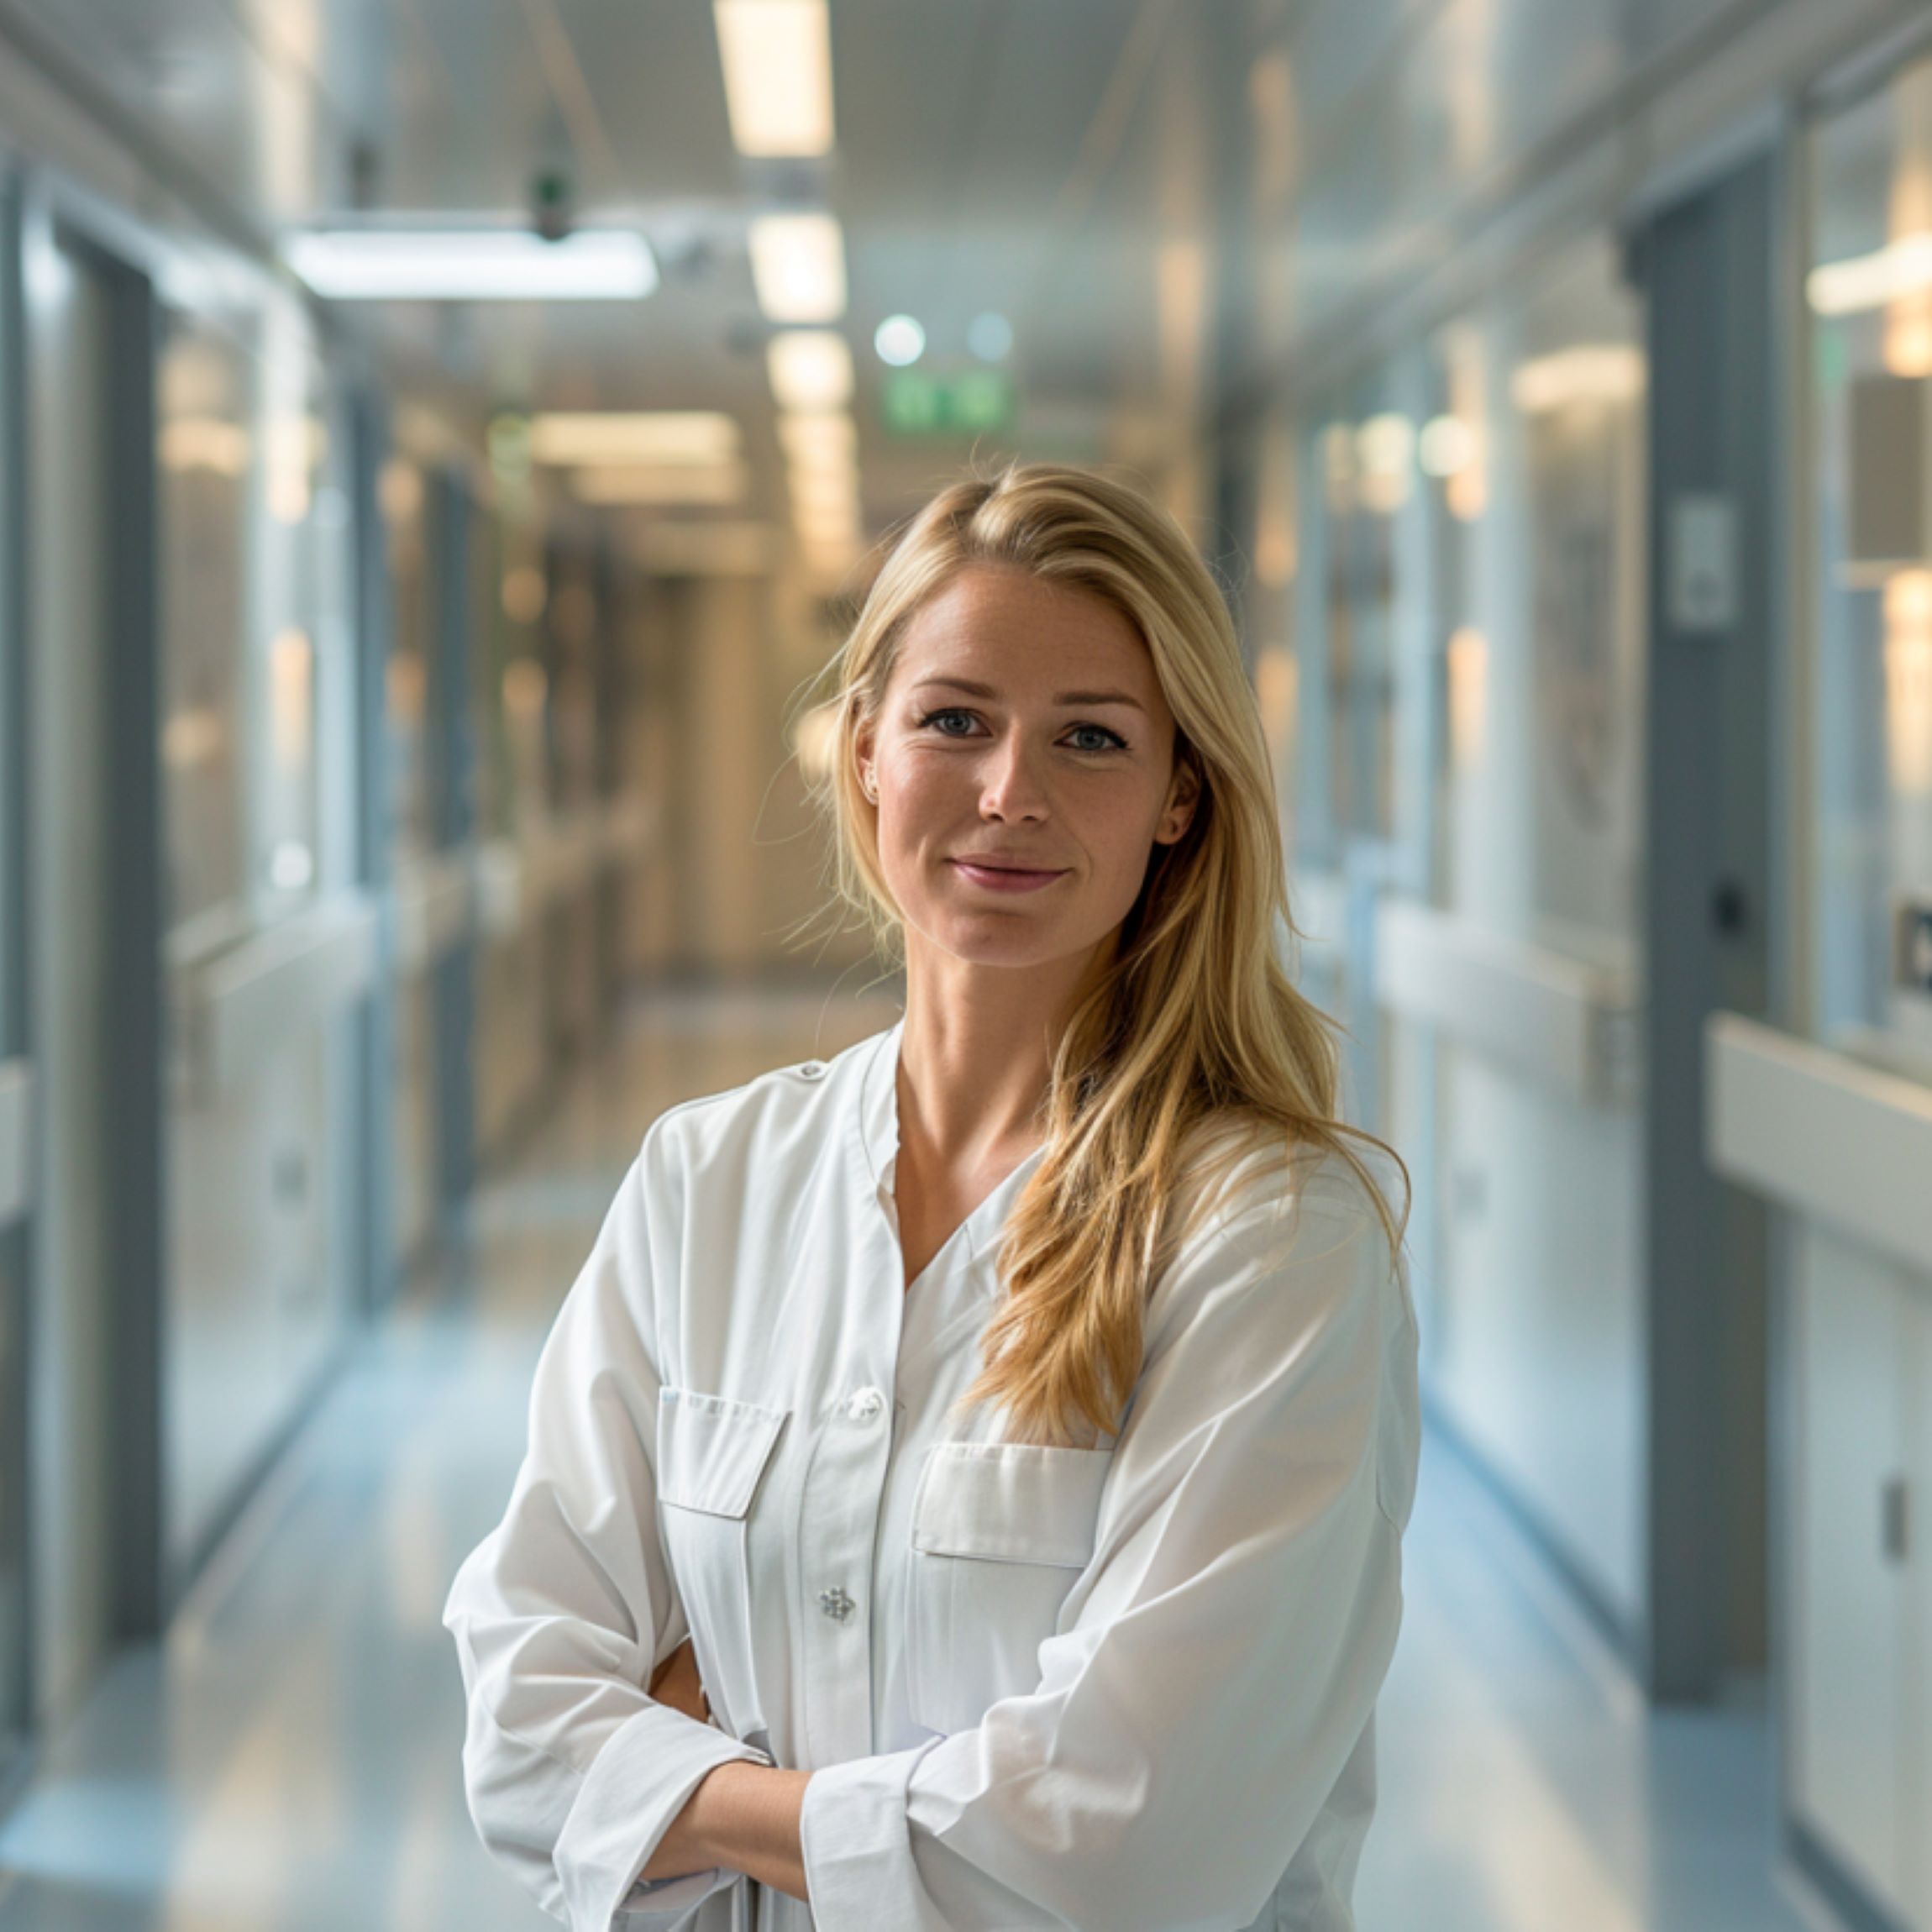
[
  {"x1": 554, "y1": 1702, "x2": 774, "y2": 1931},
  {"x1": 798, "y1": 1742, "x2": 945, "y2": 1930}
]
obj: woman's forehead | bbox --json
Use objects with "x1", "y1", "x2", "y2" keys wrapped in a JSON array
[{"x1": 892, "y1": 566, "x2": 1156, "y2": 692}]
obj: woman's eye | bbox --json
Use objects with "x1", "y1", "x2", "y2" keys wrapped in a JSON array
[
  {"x1": 920, "y1": 708, "x2": 979, "y2": 736},
  {"x1": 1066, "y1": 723, "x2": 1126, "y2": 753}
]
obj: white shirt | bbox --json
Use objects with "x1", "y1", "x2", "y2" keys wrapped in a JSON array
[{"x1": 444, "y1": 1017, "x2": 1420, "y2": 1932}]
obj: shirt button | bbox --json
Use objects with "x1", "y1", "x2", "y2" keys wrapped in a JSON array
[
  {"x1": 846, "y1": 1386, "x2": 885, "y2": 1422},
  {"x1": 799, "y1": 1060, "x2": 826, "y2": 1079},
  {"x1": 818, "y1": 1586, "x2": 856, "y2": 1623}
]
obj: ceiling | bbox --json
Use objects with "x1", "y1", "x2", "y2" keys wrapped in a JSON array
[{"x1": 0, "y1": 0, "x2": 1226, "y2": 544}]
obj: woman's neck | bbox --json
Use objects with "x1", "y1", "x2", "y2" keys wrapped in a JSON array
[{"x1": 895, "y1": 941, "x2": 1107, "y2": 1168}]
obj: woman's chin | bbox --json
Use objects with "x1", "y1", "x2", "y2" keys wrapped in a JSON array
[{"x1": 911, "y1": 910, "x2": 1113, "y2": 977}]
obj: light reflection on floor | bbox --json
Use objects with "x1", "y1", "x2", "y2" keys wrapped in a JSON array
[{"x1": 0, "y1": 988, "x2": 1829, "y2": 1930}]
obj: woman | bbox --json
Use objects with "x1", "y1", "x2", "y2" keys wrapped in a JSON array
[{"x1": 443, "y1": 461, "x2": 1420, "y2": 1931}]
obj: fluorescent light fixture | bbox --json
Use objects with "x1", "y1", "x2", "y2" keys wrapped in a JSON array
[
  {"x1": 1509, "y1": 344, "x2": 1645, "y2": 414},
  {"x1": 286, "y1": 228, "x2": 658, "y2": 301},
  {"x1": 748, "y1": 213, "x2": 846, "y2": 323},
  {"x1": 570, "y1": 462, "x2": 748, "y2": 507},
  {"x1": 874, "y1": 313, "x2": 925, "y2": 366},
  {"x1": 529, "y1": 411, "x2": 740, "y2": 466},
  {"x1": 769, "y1": 330, "x2": 853, "y2": 410},
  {"x1": 715, "y1": 0, "x2": 835, "y2": 157},
  {"x1": 1809, "y1": 234, "x2": 1932, "y2": 316},
  {"x1": 778, "y1": 410, "x2": 857, "y2": 465}
]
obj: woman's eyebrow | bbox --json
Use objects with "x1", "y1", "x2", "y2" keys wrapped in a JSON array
[
  {"x1": 910, "y1": 675, "x2": 1147, "y2": 712},
  {"x1": 1055, "y1": 688, "x2": 1147, "y2": 711}
]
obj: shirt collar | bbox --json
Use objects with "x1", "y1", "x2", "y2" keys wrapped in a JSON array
[
  {"x1": 856, "y1": 1015, "x2": 906, "y2": 1200},
  {"x1": 853, "y1": 1014, "x2": 1050, "y2": 1268}
]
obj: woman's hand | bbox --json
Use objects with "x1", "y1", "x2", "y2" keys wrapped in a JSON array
[{"x1": 648, "y1": 1637, "x2": 711, "y2": 1725}]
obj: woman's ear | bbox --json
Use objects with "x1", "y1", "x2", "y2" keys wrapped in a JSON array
[
  {"x1": 853, "y1": 710, "x2": 879, "y2": 805},
  {"x1": 1153, "y1": 750, "x2": 1201, "y2": 846}
]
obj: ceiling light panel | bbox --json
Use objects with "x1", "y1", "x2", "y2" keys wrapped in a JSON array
[
  {"x1": 715, "y1": 0, "x2": 835, "y2": 157},
  {"x1": 286, "y1": 228, "x2": 658, "y2": 301},
  {"x1": 777, "y1": 410, "x2": 857, "y2": 465},
  {"x1": 529, "y1": 412, "x2": 741, "y2": 466},
  {"x1": 768, "y1": 331, "x2": 853, "y2": 411},
  {"x1": 748, "y1": 213, "x2": 847, "y2": 323}
]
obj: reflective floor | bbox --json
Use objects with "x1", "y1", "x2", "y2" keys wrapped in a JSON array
[{"x1": 0, "y1": 991, "x2": 1826, "y2": 1931}]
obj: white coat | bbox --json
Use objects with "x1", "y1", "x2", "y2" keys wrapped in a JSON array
[{"x1": 443, "y1": 1016, "x2": 1420, "y2": 1931}]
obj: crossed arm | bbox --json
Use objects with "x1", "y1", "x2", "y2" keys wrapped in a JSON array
[{"x1": 640, "y1": 1640, "x2": 812, "y2": 1903}]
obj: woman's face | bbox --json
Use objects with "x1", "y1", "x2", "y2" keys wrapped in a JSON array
[{"x1": 855, "y1": 563, "x2": 1199, "y2": 977}]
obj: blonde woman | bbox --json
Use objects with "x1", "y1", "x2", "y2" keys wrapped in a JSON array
[{"x1": 443, "y1": 462, "x2": 1420, "y2": 1931}]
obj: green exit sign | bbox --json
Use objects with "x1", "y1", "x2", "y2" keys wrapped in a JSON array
[{"x1": 881, "y1": 368, "x2": 1016, "y2": 436}]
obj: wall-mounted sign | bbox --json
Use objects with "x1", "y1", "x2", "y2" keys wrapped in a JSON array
[
  {"x1": 1667, "y1": 492, "x2": 1740, "y2": 635},
  {"x1": 881, "y1": 368, "x2": 1015, "y2": 437}
]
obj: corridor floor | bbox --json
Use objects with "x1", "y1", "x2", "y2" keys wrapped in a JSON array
[{"x1": 0, "y1": 990, "x2": 1830, "y2": 1930}]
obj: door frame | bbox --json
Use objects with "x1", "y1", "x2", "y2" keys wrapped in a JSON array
[
  {"x1": 1627, "y1": 134, "x2": 1787, "y2": 1703},
  {"x1": 0, "y1": 159, "x2": 34, "y2": 1807},
  {"x1": 22, "y1": 174, "x2": 169, "y2": 1641}
]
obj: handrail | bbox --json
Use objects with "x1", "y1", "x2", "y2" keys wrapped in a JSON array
[
  {"x1": 1373, "y1": 896, "x2": 1638, "y2": 1106},
  {"x1": 173, "y1": 894, "x2": 380, "y2": 1096},
  {"x1": 1705, "y1": 1011, "x2": 1932, "y2": 1276}
]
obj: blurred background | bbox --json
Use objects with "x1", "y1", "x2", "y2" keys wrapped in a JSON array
[{"x1": 0, "y1": 0, "x2": 1926, "y2": 1926}]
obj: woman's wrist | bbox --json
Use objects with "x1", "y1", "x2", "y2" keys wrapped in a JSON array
[{"x1": 675, "y1": 1759, "x2": 814, "y2": 1900}]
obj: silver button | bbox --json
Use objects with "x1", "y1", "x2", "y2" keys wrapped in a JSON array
[
  {"x1": 846, "y1": 1386, "x2": 885, "y2": 1422},
  {"x1": 818, "y1": 1586, "x2": 856, "y2": 1623},
  {"x1": 799, "y1": 1060, "x2": 826, "y2": 1079}
]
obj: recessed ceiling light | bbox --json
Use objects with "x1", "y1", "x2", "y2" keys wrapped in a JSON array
[
  {"x1": 874, "y1": 313, "x2": 925, "y2": 366},
  {"x1": 715, "y1": 0, "x2": 835, "y2": 157},
  {"x1": 967, "y1": 312, "x2": 1013, "y2": 362},
  {"x1": 285, "y1": 228, "x2": 658, "y2": 301},
  {"x1": 1809, "y1": 234, "x2": 1932, "y2": 316},
  {"x1": 528, "y1": 412, "x2": 740, "y2": 466},
  {"x1": 768, "y1": 331, "x2": 853, "y2": 411},
  {"x1": 748, "y1": 213, "x2": 846, "y2": 323}
]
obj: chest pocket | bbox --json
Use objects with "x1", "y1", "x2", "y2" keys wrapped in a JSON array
[
  {"x1": 905, "y1": 1441, "x2": 1113, "y2": 1737},
  {"x1": 656, "y1": 1389, "x2": 789, "y2": 1745}
]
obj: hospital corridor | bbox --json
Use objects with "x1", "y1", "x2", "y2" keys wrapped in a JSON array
[{"x1": 0, "y1": 1, "x2": 1928, "y2": 1928}]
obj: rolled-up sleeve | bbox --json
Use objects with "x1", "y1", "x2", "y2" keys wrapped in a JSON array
[
  {"x1": 800, "y1": 1164, "x2": 1421, "y2": 1932},
  {"x1": 443, "y1": 1137, "x2": 772, "y2": 1930}
]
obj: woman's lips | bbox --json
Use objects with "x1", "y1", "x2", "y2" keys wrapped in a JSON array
[{"x1": 948, "y1": 858, "x2": 1068, "y2": 894}]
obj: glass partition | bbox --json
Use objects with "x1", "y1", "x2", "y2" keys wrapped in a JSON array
[
  {"x1": 1416, "y1": 231, "x2": 1650, "y2": 1630},
  {"x1": 1789, "y1": 60, "x2": 1932, "y2": 1927},
  {"x1": 1810, "y1": 66, "x2": 1932, "y2": 1074},
  {"x1": 157, "y1": 286, "x2": 353, "y2": 1578}
]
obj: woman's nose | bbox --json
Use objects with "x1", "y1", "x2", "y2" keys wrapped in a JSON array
[{"x1": 979, "y1": 735, "x2": 1049, "y2": 820}]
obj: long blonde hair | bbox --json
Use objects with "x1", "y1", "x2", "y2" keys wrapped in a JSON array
[{"x1": 804, "y1": 460, "x2": 1409, "y2": 1446}]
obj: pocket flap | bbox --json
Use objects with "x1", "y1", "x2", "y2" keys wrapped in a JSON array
[
  {"x1": 911, "y1": 1441, "x2": 1112, "y2": 1567},
  {"x1": 657, "y1": 1389, "x2": 789, "y2": 1519}
]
